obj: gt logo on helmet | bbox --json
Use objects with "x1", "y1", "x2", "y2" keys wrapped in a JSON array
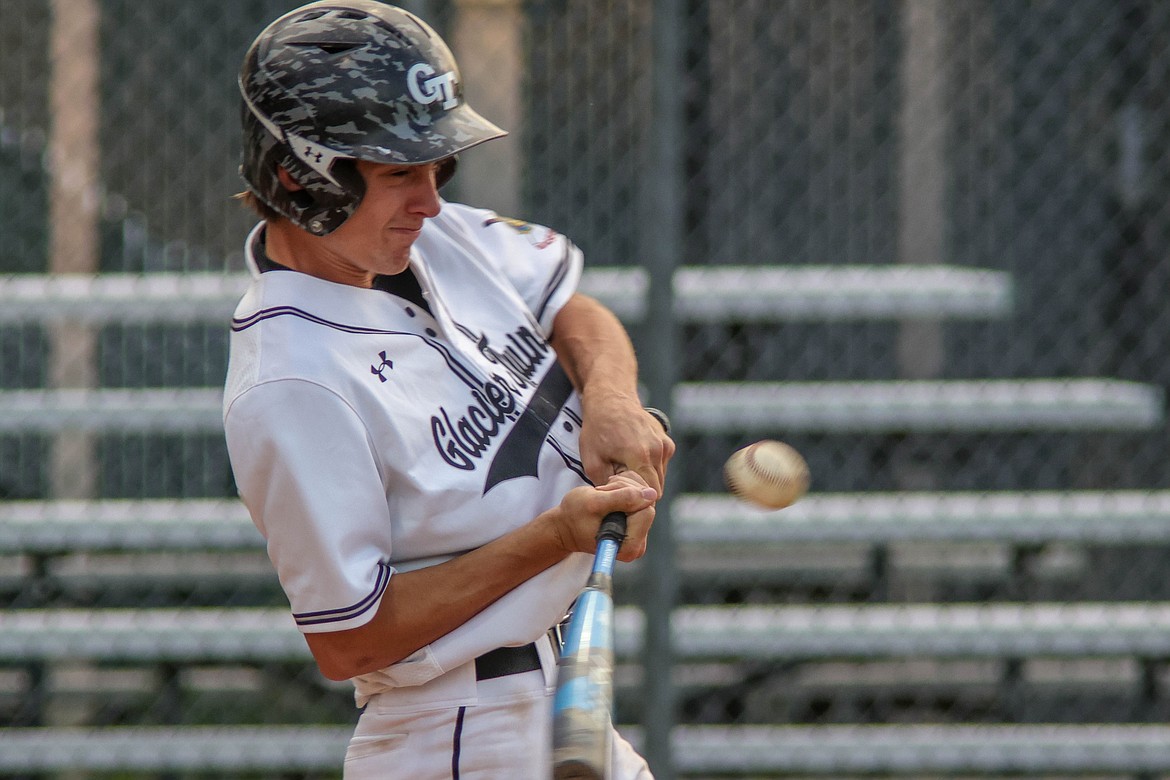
[{"x1": 407, "y1": 63, "x2": 458, "y2": 110}]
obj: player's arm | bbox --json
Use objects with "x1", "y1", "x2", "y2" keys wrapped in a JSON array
[
  {"x1": 471, "y1": 209, "x2": 674, "y2": 492},
  {"x1": 303, "y1": 473, "x2": 657, "y2": 681},
  {"x1": 228, "y1": 380, "x2": 657, "y2": 682},
  {"x1": 549, "y1": 293, "x2": 676, "y2": 513}
]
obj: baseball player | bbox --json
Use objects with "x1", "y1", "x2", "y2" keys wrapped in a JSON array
[{"x1": 221, "y1": 2, "x2": 674, "y2": 778}]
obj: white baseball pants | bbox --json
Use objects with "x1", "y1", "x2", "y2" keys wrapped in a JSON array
[{"x1": 343, "y1": 665, "x2": 653, "y2": 779}]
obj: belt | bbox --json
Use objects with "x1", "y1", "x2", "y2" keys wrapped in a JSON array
[{"x1": 474, "y1": 642, "x2": 541, "y2": 681}]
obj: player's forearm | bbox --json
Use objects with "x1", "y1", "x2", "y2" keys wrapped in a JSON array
[
  {"x1": 550, "y1": 293, "x2": 640, "y2": 405},
  {"x1": 305, "y1": 510, "x2": 568, "y2": 680},
  {"x1": 550, "y1": 293, "x2": 674, "y2": 495},
  {"x1": 306, "y1": 477, "x2": 657, "y2": 681}
]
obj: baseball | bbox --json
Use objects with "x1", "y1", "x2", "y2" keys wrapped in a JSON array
[{"x1": 723, "y1": 440, "x2": 810, "y2": 509}]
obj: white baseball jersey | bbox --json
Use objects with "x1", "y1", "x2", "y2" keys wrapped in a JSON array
[{"x1": 223, "y1": 202, "x2": 595, "y2": 706}]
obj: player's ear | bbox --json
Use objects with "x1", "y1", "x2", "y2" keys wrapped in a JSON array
[{"x1": 276, "y1": 165, "x2": 305, "y2": 192}]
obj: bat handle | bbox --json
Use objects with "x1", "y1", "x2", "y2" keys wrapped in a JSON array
[{"x1": 595, "y1": 511, "x2": 627, "y2": 545}]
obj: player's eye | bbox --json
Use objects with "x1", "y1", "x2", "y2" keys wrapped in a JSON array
[{"x1": 385, "y1": 165, "x2": 435, "y2": 181}]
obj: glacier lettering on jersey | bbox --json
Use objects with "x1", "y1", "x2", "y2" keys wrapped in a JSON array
[
  {"x1": 455, "y1": 322, "x2": 549, "y2": 392},
  {"x1": 431, "y1": 379, "x2": 518, "y2": 470},
  {"x1": 431, "y1": 322, "x2": 552, "y2": 472}
]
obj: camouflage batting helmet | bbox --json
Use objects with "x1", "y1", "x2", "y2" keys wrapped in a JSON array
[{"x1": 239, "y1": 0, "x2": 506, "y2": 235}]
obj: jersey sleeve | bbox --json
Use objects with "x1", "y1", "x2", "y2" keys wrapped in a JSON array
[
  {"x1": 441, "y1": 203, "x2": 584, "y2": 333},
  {"x1": 224, "y1": 378, "x2": 394, "y2": 634}
]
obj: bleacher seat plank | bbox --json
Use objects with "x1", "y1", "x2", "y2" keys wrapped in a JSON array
[
  {"x1": 0, "y1": 726, "x2": 350, "y2": 772},
  {"x1": 0, "y1": 608, "x2": 307, "y2": 662},
  {"x1": 660, "y1": 723, "x2": 1170, "y2": 775},
  {"x1": 677, "y1": 378, "x2": 1164, "y2": 433},
  {"x1": 671, "y1": 265, "x2": 1012, "y2": 322},
  {"x1": 6, "y1": 490, "x2": 1170, "y2": 553},
  {"x1": 4, "y1": 723, "x2": 1170, "y2": 774},
  {"x1": 0, "y1": 265, "x2": 1012, "y2": 325},
  {"x1": 0, "y1": 388, "x2": 223, "y2": 433},
  {"x1": 677, "y1": 490, "x2": 1170, "y2": 545},
  {"x1": 0, "y1": 498, "x2": 257, "y2": 552},
  {"x1": 0, "y1": 273, "x2": 248, "y2": 325},
  {"x1": 1, "y1": 378, "x2": 1160, "y2": 434},
  {"x1": 4, "y1": 603, "x2": 1170, "y2": 664},
  {"x1": 618, "y1": 602, "x2": 1170, "y2": 660}
]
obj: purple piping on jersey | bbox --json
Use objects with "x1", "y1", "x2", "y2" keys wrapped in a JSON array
[
  {"x1": 292, "y1": 560, "x2": 392, "y2": 627},
  {"x1": 231, "y1": 306, "x2": 483, "y2": 390},
  {"x1": 533, "y1": 245, "x2": 571, "y2": 323},
  {"x1": 546, "y1": 435, "x2": 588, "y2": 485},
  {"x1": 231, "y1": 306, "x2": 404, "y2": 333},
  {"x1": 452, "y1": 706, "x2": 466, "y2": 779}
]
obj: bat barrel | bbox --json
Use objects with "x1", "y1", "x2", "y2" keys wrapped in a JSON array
[
  {"x1": 551, "y1": 584, "x2": 615, "y2": 778},
  {"x1": 553, "y1": 709, "x2": 609, "y2": 780},
  {"x1": 552, "y1": 407, "x2": 669, "y2": 778}
]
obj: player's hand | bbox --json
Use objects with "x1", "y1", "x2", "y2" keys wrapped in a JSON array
[
  {"x1": 578, "y1": 392, "x2": 675, "y2": 499},
  {"x1": 549, "y1": 472, "x2": 658, "y2": 562}
]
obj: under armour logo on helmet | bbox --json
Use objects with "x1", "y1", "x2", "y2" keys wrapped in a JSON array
[{"x1": 407, "y1": 63, "x2": 458, "y2": 110}]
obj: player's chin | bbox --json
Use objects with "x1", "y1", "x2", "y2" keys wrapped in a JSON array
[
  {"x1": 381, "y1": 233, "x2": 420, "y2": 262},
  {"x1": 376, "y1": 251, "x2": 414, "y2": 276}
]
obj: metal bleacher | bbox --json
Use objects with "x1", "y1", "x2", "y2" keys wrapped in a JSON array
[
  {"x1": 4, "y1": 264, "x2": 1170, "y2": 777},
  {"x1": 0, "y1": 265, "x2": 1012, "y2": 324},
  {"x1": 5, "y1": 599, "x2": 1170, "y2": 774},
  {"x1": 8, "y1": 723, "x2": 1170, "y2": 776},
  {"x1": 9, "y1": 489, "x2": 1170, "y2": 554},
  {"x1": 5, "y1": 601, "x2": 1170, "y2": 669}
]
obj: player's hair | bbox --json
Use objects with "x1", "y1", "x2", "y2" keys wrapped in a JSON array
[
  {"x1": 234, "y1": 189, "x2": 282, "y2": 223},
  {"x1": 238, "y1": 0, "x2": 504, "y2": 236}
]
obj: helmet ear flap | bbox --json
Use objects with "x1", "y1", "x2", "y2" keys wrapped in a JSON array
[
  {"x1": 274, "y1": 151, "x2": 366, "y2": 235},
  {"x1": 436, "y1": 156, "x2": 458, "y2": 189}
]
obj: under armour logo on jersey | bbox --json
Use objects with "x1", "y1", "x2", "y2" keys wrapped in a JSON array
[{"x1": 371, "y1": 351, "x2": 394, "y2": 383}]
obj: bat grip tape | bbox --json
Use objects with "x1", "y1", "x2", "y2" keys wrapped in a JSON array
[{"x1": 595, "y1": 511, "x2": 627, "y2": 544}]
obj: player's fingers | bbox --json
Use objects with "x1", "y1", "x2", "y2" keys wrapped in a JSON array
[
  {"x1": 597, "y1": 470, "x2": 653, "y2": 494},
  {"x1": 581, "y1": 450, "x2": 612, "y2": 489},
  {"x1": 631, "y1": 464, "x2": 668, "y2": 503},
  {"x1": 641, "y1": 429, "x2": 675, "y2": 496},
  {"x1": 616, "y1": 503, "x2": 655, "y2": 562},
  {"x1": 660, "y1": 432, "x2": 677, "y2": 478},
  {"x1": 600, "y1": 481, "x2": 657, "y2": 509},
  {"x1": 632, "y1": 464, "x2": 663, "y2": 501},
  {"x1": 587, "y1": 490, "x2": 653, "y2": 559},
  {"x1": 552, "y1": 482, "x2": 656, "y2": 554},
  {"x1": 613, "y1": 439, "x2": 662, "y2": 498}
]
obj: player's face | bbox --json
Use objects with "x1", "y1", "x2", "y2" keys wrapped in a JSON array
[{"x1": 312, "y1": 160, "x2": 442, "y2": 282}]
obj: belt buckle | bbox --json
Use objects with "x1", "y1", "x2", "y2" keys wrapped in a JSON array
[{"x1": 548, "y1": 611, "x2": 571, "y2": 658}]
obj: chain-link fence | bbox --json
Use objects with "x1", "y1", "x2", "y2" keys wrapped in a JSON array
[{"x1": 4, "y1": 0, "x2": 1170, "y2": 777}]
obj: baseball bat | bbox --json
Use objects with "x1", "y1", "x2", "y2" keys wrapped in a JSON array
[{"x1": 551, "y1": 408, "x2": 670, "y2": 780}]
